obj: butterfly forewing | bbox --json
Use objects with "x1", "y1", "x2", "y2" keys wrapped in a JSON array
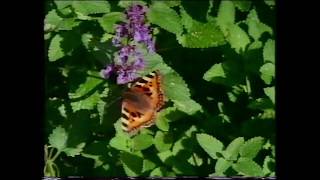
[{"x1": 120, "y1": 70, "x2": 165, "y2": 135}]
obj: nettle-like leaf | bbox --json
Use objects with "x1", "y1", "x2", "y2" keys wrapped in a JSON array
[
  {"x1": 44, "y1": 10, "x2": 62, "y2": 32},
  {"x1": 154, "y1": 131, "x2": 173, "y2": 152},
  {"x1": 120, "y1": 151, "x2": 143, "y2": 176},
  {"x1": 81, "y1": 33, "x2": 94, "y2": 50},
  {"x1": 216, "y1": 1, "x2": 235, "y2": 35},
  {"x1": 69, "y1": 72, "x2": 104, "y2": 112},
  {"x1": 118, "y1": 0, "x2": 146, "y2": 8},
  {"x1": 140, "y1": 50, "x2": 202, "y2": 115},
  {"x1": 246, "y1": 9, "x2": 273, "y2": 41},
  {"x1": 49, "y1": 126, "x2": 68, "y2": 151},
  {"x1": 48, "y1": 34, "x2": 65, "y2": 62},
  {"x1": 196, "y1": 133, "x2": 224, "y2": 160},
  {"x1": 163, "y1": 0, "x2": 181, "y2": 7},
  {"x1": 233, "y1": 157, "x2": 263, "y2": 176},
  {"x1": 142, "y1": 159, "x2": 156, "y2": 173},
  {"x1": 260, "y1": 63, "x2": 275, "y2": 85},
  {"x1": 248, "y1": 98, "x2": 274, "y2": 110},
  {"x1": 233, "y1": 1, "x2": 252, "y2": 12},
  {"x1": 223, "y1": 137, "x2": 245, "y2": 161},
  {"x1": 63, "y1": 142, "x2": 86, "y2": 157},
  {"x1": 203, "y1": 63, "x2": 226, "y2": 81},
  {"x1": 227, "y1": 24, "x2": 251, "y2": 54},
  {"x1": 263, "y1": 156, "x2": 275, "y2": 176},
  {"x1": 178, "y1": 7, "x2": 225, "y2": 48},
  {"x1": 240, "y1": 137, "x2": 264, "y2": 159},
  {"x1": 263, "y1": 39, "x2": 275, "y2": 63},
  {"x1": 264, "y1": 0, "x2": 275, "y2": 8},
  {"x1": 98, "y1": 12, "x2": 125, "y2": 33},
  {"x1": 54, "y1": 1, "x2": 72, "y2": 10},
  {"x1": 150, "y1": 167, "x2": 168, "y2": 176},
  {"x1": 132, "y1": 133, "x2": 154, "y2": 151},
  {"x1": 72, "y1": 1, "x2": 110, "y2": 16},
  {"x1": 264, "y1": 87, "x2": 275, "y2": 105},
  {"x1": 215, "y1": 158, "x2": 232, "y2": 176},
  {"x1": 147, "y1": 2, "x2": 183, "y2": 35}
]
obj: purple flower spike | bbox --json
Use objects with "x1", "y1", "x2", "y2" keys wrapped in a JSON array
[
  {"x1": 101, "y1": 64, "x2": 115, "y2": 79},
  {"x1": 117, "y1": 69, "x2": 137, "y2": 84}
]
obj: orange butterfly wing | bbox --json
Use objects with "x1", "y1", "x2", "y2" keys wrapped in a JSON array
[{"x1": 121, "y1": 70, "x2": 165, "y2": 135}]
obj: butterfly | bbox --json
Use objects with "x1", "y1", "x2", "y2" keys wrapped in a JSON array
[{"x1": 121, "y1": 70, "x2": 165, "y2": 135}]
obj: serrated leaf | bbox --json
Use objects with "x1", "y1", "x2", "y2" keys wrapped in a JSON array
[
  {"x1": 264, "y1": 87, "x2": 275, "y2": 104},
  {"x1": 203, "y1": 63, "x2": 226, "y2": 81},
  {"x1": 240, "y1": 137, "x2": 264, "y2": 159},
  {"x1": 227, "y1": 24, "x2": 250, "y2": 53},
  {"x1": 260, "y1": 63, "x2": 275, "y2": 84},
  {"x1": 177, "y1": 20, "x2": 225, "y2": 48},
  {"x1": 147, "y1": 2, "x2": 183, "y2": 35},
  {"x1": 156, "y1": 110, "x2": 170, "y2": 131},
  {"x1": 57, "y1": 18, "x2": 80, "y2": 31},
  {"x1": 81, "y1": 33, "x2": 93, "y2": 50},
  {"x1": 142, "y1": 159, "x2": 156, "y2": 173},
  {"x1": 98, "y1": 12, "x2": 125, "y2": 33},
  {"x1": 223, "y1": 137, "x2": 245, "y2": 161},
  {"x1": 196, "y1": 133, "x2": 224, "y2": 159},
  {"x1": 163, "y1": 0, "x2": 181, "y2": 7},
  {"x1": 150, "y1": 167, "x2": 167, "y2": 176},
  {"x1": 154, "y1": 131, "x2": 173, "y2": 152},
  {"x1": 109, "y1": 135, "x2": 130, "y2": 151},
  {"x1": 215, "y1": 158, "x2": 232, "y2": 175},
  {"x1": 54, "y1": 1, "x2": 72, "y2": 9},
  {"x1": 100, "y1": 33, "x2": 113, "y2": 42},
  {"x1": 217, "y1": 1, "x2": 235, "y2": 35},
  {"x1": 248, "y1": 40, "x2": 263, "y2": 50},
  {"x1": 118, "y1": 0, "x2": 146, "y2": 8},
  {"x1": 187, "y1": 153, "x2": 203, "y2": 166},
  {"x1": 69, "y1": 75, "x2": 104, "y2": 112},
  {"x1": 72, "y1": 1, "x2": 110, "y2": 16},
  {"x1": 233, "y1": 1, "x2": 252, "y2": 12},
  {"x1": 132, "y1": 133, "x2": 154, "y2": 151},
  {"x1": 48, "y1": 34, "x2": 65, "y2": 62},
  {"x1": 263, "y1": 156, "x2": 275, "y2": 175},
  {"x1": 264, "y1": 0, "x2": 275, "y2": 8},
  {"x1": 49, "y1": 126, "x2": 68, "y2": 151},
  {"x1": 63, "y1": 142, "x2": 86, "y2": 157},
  {"x1": 246, "y1": 9, "x2": 273, "y2": 41},
  {"x1": 120, "y1": 152, "x2": 143, "y2": 176},
  {"x1": 45, "y1": 10, "x2": 62, "y2": 31},
  {"x1": 233, "y1": 157, "x2": 263, "y2": 176},
  {"x1": 157, "y1": 150, "x2": 172, "y2": 163},
  {"x1": 263, "y1": 39, "x2": 275, "y2": 63}
]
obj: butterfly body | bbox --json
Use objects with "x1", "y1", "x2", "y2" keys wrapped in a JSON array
[{"x1": 121, "y1": 70, "x2": 165, "y2": 135}]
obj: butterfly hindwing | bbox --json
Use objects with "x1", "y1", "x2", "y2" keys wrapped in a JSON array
[{"x1": 121, "y1": 70, "x2": 165, "y2": 135}]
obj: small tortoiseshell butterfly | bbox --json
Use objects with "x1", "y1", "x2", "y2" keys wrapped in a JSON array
[{"x1": 121, "y1": 70, "x2": 165, "y2": 135}]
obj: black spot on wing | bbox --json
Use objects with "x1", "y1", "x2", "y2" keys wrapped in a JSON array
[
  {"x1": 123, "y1": 108, "x2": 130, "y2": 113},
  {"x1": 145, "y1": 92, "x2": 152, "y2": 97},
  {"x1": 130, "y1": 112, "x2": 137, "y2": 117},
  {"x1": 138, "y1": 78, "x2": 148, "y2": 84},
  {"x1": 122, "y1": 121, "x2": 128, "y2": 127},
  {"x1": 146, "y1": 74, "x2": 154, "y2": 79},
  {"x1": 142, "y1": 87, "x2": 150, "y2": 92}
]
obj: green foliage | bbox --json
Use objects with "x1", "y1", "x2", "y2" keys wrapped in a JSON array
[{"x1": 45, "y1": 0, "x2": 275, "y2": 177}]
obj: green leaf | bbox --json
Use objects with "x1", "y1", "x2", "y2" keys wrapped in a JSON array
[
  {"x1": 263, "y1": 156, "x2": 275, "y2": 175},
  {"x1": 177, "y1": 20, "x2": 226, "y2": 48},
  {"x1": 264, "y1": 87, "x2": 275, "y2": 104},
  {"x1": 203, "y1": 63, "x2": 226, "y2": 81},
  {"x1": 163, "y1": 72, "x2": 202, "y2": 115},
  {"x1": 215, "y1": 158, "x2": 232, "y2": 176},
  {"x1": 69, "y1": 75, "x2": 104, "y2": 112},
  {"x1": 72, "y1": 1, "x2": 110, "y2": 16},
  {"x1": 63, "y1": 142, "x2": 86, "y2": 157},
  {"x1": 227, "y1": 24, "x2": 250, "y2": 53},
  {"x1": 54, "y1": 1, "x2": 72, "y2": 9},
  {"x1": 248, "y1": 40, "x2": 263, "y2": 50},
  {"x1": 142, "y1": 159, "x2": 156, "y2": 173},
  {"x1": 132, "y1": 133, "x2": 154, "y2": 151},
  {"x1": 57, "y1": 18, "x2": 80, "y2": 31},
  {"x1": 118, "y1": 0, "x2": 146, "y2": 8},
  {"x1": 260, "y1": 63, "x2": 275, "y2": 84},
  {"x1": 246, "y1": 9, "x2": 273, "y2": 41},
  {"x1": 233, "y1": 1, "x2": 252, "y2": 12},
  {"x1": 120, "y1": 152, "x2": 143, "y2": 176},
  {"x1": 147, "y1": 2, "x2": 183, "y2": 35},
  {"x1": 196, "y1": 133, "x2": 224, "y2": 159},
  {"x1": 216, "y1": 1, "x2": 235, "y2": 35},
  {"x1": 48, "y1": 126, "x2": 68, "y2": 151},
  {"x1": 240, "y1": 137, "x2": 264, "y2": 159},
  {"x1": 44, "y1": 10, "x2": 62, "y2": 31},
  {"x1": 157, "y1": 150, "x2": 173, "y2": 163},
  {"x1": 263, "y1": 39, "x2": 275, "y2": 63},
  {"x1": 223, "y1": 137, "x2": 245, "y2": 161},
  {"x1": 156, "y1": 110, "x2": 170, "y2": 131},
  {"x1": 98, "y1": 12, "x2": 125, "y2": 33},
  {"x1": 233, "y1": 157, "x2": 263, "y2": 176},
  {"x1": 187, "y1": 153, "x2": 203, "y2": 166},
  {"x1": 264, "y1": 0, "x2": 275, "y2": 8},
  {"x1": 154, "y1": 131, "x2": 173, "y2": 152},
  {"x1": 48, "y1": 34, "x2": 65, "y2": 62},
  {"x1": 81, "y1": 33, "x2": 93, "y2": 50},
  {"x1": 109, "y1": 134, "x2": 130, "y2": 152},
  {"x1": 150, "y1": 167, "x2": 168, "y2": 176},
  {"x1": 162, "y1": 0, "x2": 181, "y2": 7}
]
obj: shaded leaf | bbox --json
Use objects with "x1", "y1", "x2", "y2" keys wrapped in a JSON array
[
  {"x1": 215, "y1": 158, "x2": 232, "y2": 176},
  {"x1": 216, "y1": 1, "x2": 235, "y2": 35},
  {"x1": 154, "y1": 131, "x2": 173, "y2": 152},
  {"x1": 240, "y1": 137, "x2": 264, "y2": 159},
  {"x1": 264, "y1": 87, "x2": 275, "y2": 105},
  {"x1": 196, "y1": 133, "x2": 224, "y2": 159},
  {"x1": 120, "y1": 152, "x2": 143, "y2": 176},
  {"x1": 260, "y1": 63, "x2": 275, "y2": 84},
  {"x1": 233, "y1": 157, "x2": 263, "y2": 176},
  {"x1": 227, "y1": 24, "x2": 250, "y2": 54},
  {"x1": 98, "y1": 12, "x2": 125, "y2": 33},
  {"x1": 48, "y1": 34, "x2": 65, "y2": 62},
  {"x1": 246, "y1": 9, "x2": 272, "y2": 41},
  {"x1": 48, "y1": 126, "x2": 68, "y2": 151},
  {"x1": 223, "y1": 137, "x2": 244, "y2": 161},
  {"x1": 263, "y1": 39, "x2": 275, "y2": 63},
  {"x1": 133, "y1": 133, "x2": 154, "y2": 151},
  {"x1": 72, "y1": 1, "x2": 110, "y2": 15}
]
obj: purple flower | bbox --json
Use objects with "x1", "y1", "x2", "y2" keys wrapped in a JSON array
[
  {"x1": 100, "y1": 64, "x2": 115, "y2": 79},
  {"x1": 117, "y1": 69, "x2": 137, "y2": 84}
]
